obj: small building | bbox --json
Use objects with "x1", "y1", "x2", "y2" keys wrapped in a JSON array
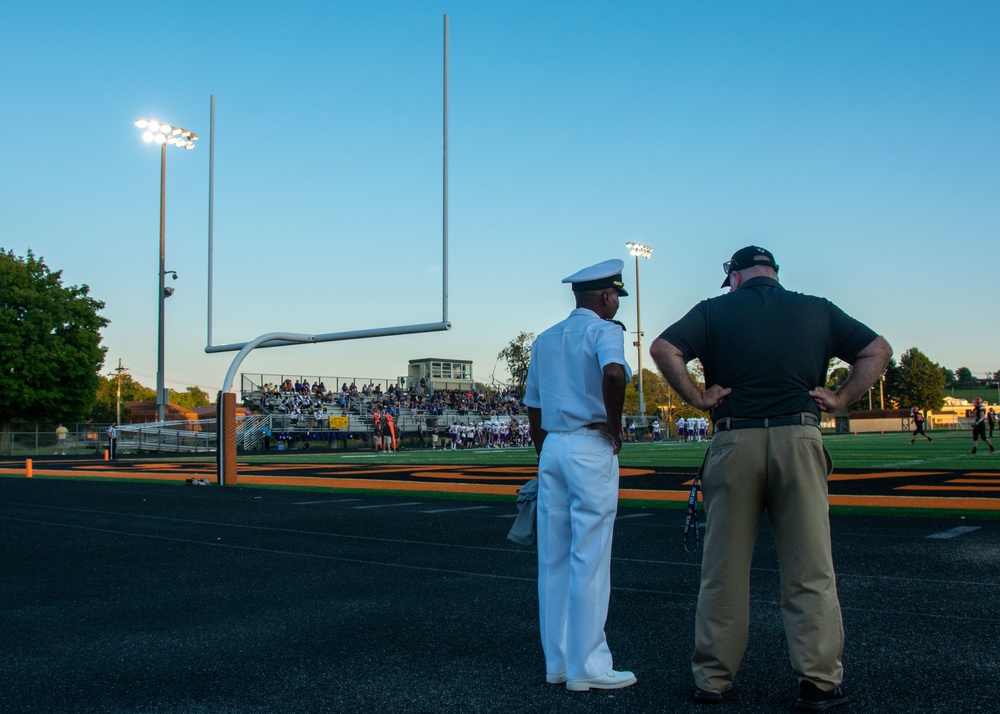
[
  {"x1": 124, "y1": 401, "x2": 217, "y2": 428},
  {"x1": 838, "y1": 407, "x2": 960, "y2": 433},
  {"x1": 842, "y1": 409, "x2": 910, "y2": 434},
  {"x1": 938, "y1": 395, "x2": 991, "y2": 420},
  {"x1": 928, "y1": 411, "x2": 959, "y2": 429},
  {"x1": 407, "y1": 358, "x2": 473, "y2": 392}
]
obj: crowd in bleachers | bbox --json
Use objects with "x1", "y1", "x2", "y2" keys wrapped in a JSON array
[
  {"x1": 254, "y1": 379, "x2": 360, "y2": 423},
  {"x1": 250, "y1": 378, "x2": 528, "y2": 425},
  {"x1": 366, "y1": 384, "x2": 526, "y2": 420}
]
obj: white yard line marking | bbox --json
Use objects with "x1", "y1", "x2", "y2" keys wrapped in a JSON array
[
  {"x1": 293, "y1": 499, "x2": 362, "y2": 505},
  {"x1": 926, "y1": 526, "x2": 981, "y2": 539},
  {"x1": 353, "y1": 502, "x2": 422, "y2": 510},
  {"x1": 420, "y1": 506, "x2": 492, "y2": 514},
  {"x1": 617, "y1": 513, "x2": 654, "y2": 520}
]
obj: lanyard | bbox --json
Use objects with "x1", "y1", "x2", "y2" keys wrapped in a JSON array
[{"x1": 683, "y1": 448, "x2": 710, "y2": 552}]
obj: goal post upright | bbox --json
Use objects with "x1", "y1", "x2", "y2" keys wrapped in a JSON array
[{"x1": 211, "y1": 15, "x2": 452, "y2": 485}]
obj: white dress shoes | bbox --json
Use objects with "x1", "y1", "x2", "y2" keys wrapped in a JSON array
[
  {"x1": 546, "y1": 672, "x2": 567, "y2": 684},
  {"x1": 566, "y1": 669, "x2": 637, "y2": 692}
]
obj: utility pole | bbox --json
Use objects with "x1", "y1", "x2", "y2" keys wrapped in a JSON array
[{"x1": 113, "y1": 359, "x2": 127, "y2": 425}]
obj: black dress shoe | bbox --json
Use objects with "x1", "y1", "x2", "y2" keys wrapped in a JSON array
[
  {"x1": 796, "y1": 681, "x2": 849, "y2": 711},
  {"x1": 694, "y1": 683, "x2": 733, "y2": 704}
]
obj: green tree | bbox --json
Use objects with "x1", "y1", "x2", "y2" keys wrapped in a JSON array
[
  {"x1": 171, "y1": 385, "x2": 211, "y2": 409},
  {"x1": 90, "y1": 372, "x2": 156, "y2": 422},
  {"x1": 827, "y1": 363, "x2": 851, "y2": 390},
  {"x1": 496, "y1": 331, "x2": 534, "y2": 393},
  {"x1": 0, "y1": 249, "x2": 108, "y2": 451},
  {"x1": 882, "y1": 357, "x2": 902, "y2": 408},
  {"x1": 827, "y1": 358, "x2": 899, "y2": 411},
  {"x1": 955, "y1": 367, "x2": 976, "y2": 387},
  {"x1": 625, "y1": 368, "x2": 670, "y2": 417},
  {"x1": 640, "y1": 361, "x2": 709, "y2": 421},
  {"x1": 897, "y1": 347, "x2": 946, "y2": 412}
]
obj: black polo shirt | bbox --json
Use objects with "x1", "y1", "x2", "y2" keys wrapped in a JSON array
[{"x1": 659, "y1": 277, "x2": 878, "y2": 421}]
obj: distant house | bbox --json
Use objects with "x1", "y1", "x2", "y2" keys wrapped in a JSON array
[
  {"x1": 124, "y1": 401, "x2": 218, "y2": 428},
  {"x1": 939, "y1": 396, "x2": 989, "y2": 420}
]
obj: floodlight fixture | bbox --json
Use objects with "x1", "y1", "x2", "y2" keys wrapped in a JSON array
[
  {"x1": 627, "y1": 241, "x2": 653, "y2": 260},
  {"x1": 135, "y1": 117, "x2": 197, "y2": 422},
  {"x1": 135, "y1": 117, "x2": 198, "y2": 150},
  {"x1": 625, "y1": 241, "x2": 654, "y2": 422}
]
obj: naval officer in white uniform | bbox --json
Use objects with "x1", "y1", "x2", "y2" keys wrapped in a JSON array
[{"x1": 525, "y1": 259, "x2": 637, "y2": 692}]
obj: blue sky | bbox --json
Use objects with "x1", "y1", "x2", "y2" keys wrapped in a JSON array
[{"x1": 2, "y1": 1, "x2": 998, "y2": 394}]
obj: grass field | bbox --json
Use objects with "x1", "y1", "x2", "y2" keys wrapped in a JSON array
[
  {"x1": 945, "y1": 386, "x2": 1000, "y2": 403},
  {"x1": 5, "y1": 431, "x2": 995, "y2": 518},
  {"x1": 232, "y1": 431, "x2": 999, "y2": 472}
]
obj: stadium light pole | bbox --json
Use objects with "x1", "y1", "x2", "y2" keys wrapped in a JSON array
[
  {"x1": 135, "y1": 118, "x2": 197, "y2": 423},
  {"x1": 626, "y1": 242, "x2": 652, "y2": 424}
]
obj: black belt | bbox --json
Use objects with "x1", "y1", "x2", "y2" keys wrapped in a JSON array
[{"x1": 714, "y1": 414, "x2": 819, "y2": 432}]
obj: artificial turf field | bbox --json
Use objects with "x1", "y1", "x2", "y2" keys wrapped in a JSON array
[
  {"x1": 3, "y1": 430, "x2": 997, "y2": 516},
  {"x1": 230, "y1": 430, "x2": 997, "y2": 471}
]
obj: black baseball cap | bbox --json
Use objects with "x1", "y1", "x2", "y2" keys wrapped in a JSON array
[{"x1": 721, "y1": 245, "x2": 779, "y2": 288}]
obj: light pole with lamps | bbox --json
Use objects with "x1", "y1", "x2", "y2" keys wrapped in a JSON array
[
  {"x1": 626, "y1": 242, "x2": 652, "y2": 425},
  {"x1": 135, "y1": 118, "x2": 197, "y2": 423}
]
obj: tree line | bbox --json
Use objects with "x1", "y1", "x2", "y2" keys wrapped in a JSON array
[
  {"x1": 1, "y1": 249, "x2": 210, "y2": 453},
  {"x1": 90, "y1": 374, "x2": 212, "y2": 422}
]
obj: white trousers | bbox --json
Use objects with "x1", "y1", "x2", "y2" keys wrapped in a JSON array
[{"x1": 537, "y1": 429, "x2": 619, "y2": 680}]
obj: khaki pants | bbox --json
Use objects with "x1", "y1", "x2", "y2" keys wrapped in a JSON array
[{"x1": 693, "y1": 423, "x2": 843, "y2": 693}]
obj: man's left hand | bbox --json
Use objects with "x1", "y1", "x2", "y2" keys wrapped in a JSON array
[
  {"x1": 809, "y1": 386, "x2": 840, "y2": 413},
  {"x1": 699, "y1": 385, "x2": 732, "y2": 411}
]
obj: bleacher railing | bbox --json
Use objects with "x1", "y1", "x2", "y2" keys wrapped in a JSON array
[
  {"x1": 118, "y1": 421, "x2": 217, "y2": 453},
  {"x1": 0, "y1": 421, "x2": 220, "y2": 457}
]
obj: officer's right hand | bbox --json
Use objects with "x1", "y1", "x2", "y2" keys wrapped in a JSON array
[{"x1": 604, "y1": 422, "x2": 623, "y2": 454}]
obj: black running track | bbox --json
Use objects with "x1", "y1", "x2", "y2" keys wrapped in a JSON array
[{"x1": 1, "y1": 476, "x2": 997, "y2": 713}]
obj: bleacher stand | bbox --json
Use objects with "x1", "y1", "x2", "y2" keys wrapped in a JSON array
[{"x1": 241, "y1": 376, "x2": 529, "y2": 451}]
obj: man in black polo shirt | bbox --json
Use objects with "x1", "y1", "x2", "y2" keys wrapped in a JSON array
[{"x1": 650, "y1": 246, "x2": 891, "y2": 712}]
